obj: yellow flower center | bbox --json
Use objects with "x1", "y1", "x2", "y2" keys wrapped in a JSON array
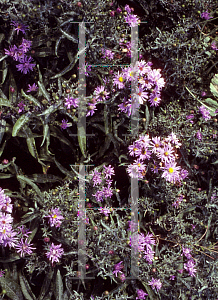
[
  {"x1": 154, "y1": 97, "x2": 158, "y2": 102},
  {"x1": 118, "y1": 77, "x2": 123, "y2": 82},
  {"x1": 53, "y1": 214, "x2": 57, "y2": 219},
  {"x1": 164, "y1": 151, "x2": 169, "y2": 156},
  {"x1": 137, "y1": 163, "x2": 141, "y2": 167},
  {"x1": 155, "y1": 143, "x2": 159, "y2": 147},
  {"x1": 169, "y1": 167, "x2": 174, "y2": 173},
  {"x1": 133, "y1": 147, "x2": 137, "y2": 151}
]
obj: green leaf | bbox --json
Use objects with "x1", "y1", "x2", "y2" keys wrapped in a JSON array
[
  {"x1": 0, "y1": 253, "x2": 21, "y2": 263},
  {"x1": 37, "y1": 101, "x2": 62, "y2": 117},
  {"x1": 38, "y1": 269, "x2": 54, "y2": 300},
  {"x1": 1, "y1": 59, "x2": 7, "y2": 84},
  {"x1": 37, "y1": 81, "x2": 50, "y2": 102},
  {"x1": 19, "y1": 272, "x2": 36, "y2": 300},
  {"x1": 28, "y1": 173, "x2": 62, "y2": 183},
  {"x1": 12, "y1": 112, "x2": 32, "y2": 137},
  {"x1": 0, "y1": 276, "x2": 23, "y2": 300},
  {"x1": 55, "y1": 270, "x2": 63, "y2": 300},
  {"x1": 21, "y1": 89, "x2": 42, "y2": 108},
  {"x1": 17, "y1": 175, "x2": 43, "y2": 202},
  {"x1": 0, "y1": 97, "x2": 13, "y2": 108},
  {"x1": 41, "y1": 123, "x2": 49, "y2": 147},
  {"x1": 9, "y1": 69, "x2": 17, "y2": 103},
  {"x1": 210, "y1": 74, "x2": 218, "y2": 98},
  {"x1": 0, "y1": 119, "x2": 6, "y2": 144},
  {"x1": 77, "y1": 125, "x2": 86, "y2": 157}
]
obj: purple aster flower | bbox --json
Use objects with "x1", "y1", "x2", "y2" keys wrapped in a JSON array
[
  {"x1": 136, "y1": 289, "x2": 148, "y2": 300},
  {"x1": 127, "y1": 162, "x2": 145, "y2": 179},
  {"x1": 19, "y1": 38, "x2": 32, "y2": 53},
  {"x1": 123, "y1": 66, "x2": 138, "y2": 82},
  {"x1": 10, "y1": 20, "x2": 29, "y2": 35},
  {"x1": 0, "y1": 270, "x2": 5, "y2": 277},
  {"x1": 79, "y1": 63, "x2": 91, "y2": 76},
  {"x1": 199, "y1": 105, "x2": 211, "y2": 121},
  {"x1": 113, "y1": 70, "x2": 125, "y2": 89},
  {"x1": 103, "y1": 186, "x2": 113, "y2": 198},
  {"x1": 144, "y1": 244, "x2": 155, "y2": 264},
  {"x1": 150, "y1": 161, "x2": 159, "y2": 174},
  {"x1": 15, "y1": 238, "x2": 36, "y2": 257},
  {"x1": 4, "y1": 45, "x2": 18, "y2": 59},
  {"x1": 119, "y1": 272, "x2": 126, "y2": 282},
  {"x1": 3, "y1": 229, "x2": 19, "y2": 248},
  {"x1": 133, "y1": 86, "x2": 149, "y2": 104},
  {"x1": 101, "y1": 48, "x2": 115, "y2": 60},
  {"x1": 103, "y1": 165, "x2": 115, "y2": 179},
  {"x1": 161, "y1": 162, "x2": 182, "y2": 184},
  {"x1": 93, "y1": 85, "x2": 110, "y2": 102},
  {"x1": 64, "y1": 95, "x2": 79, "y2": 109},
  {"x1": 18, "y1": 101, "x2": 25, "y2": 113},
  {"x1": 27, "y1": 83, "x2": 38, "y2": 92},
  {"x1": 60, "y1": 119, "x2": 69, "y2": 130},
  {"x1": 180, "y1": 169, "x2": 189, "y2": 180},
  {"x1": 196, "y1": 130, "x2": 202, "y2": 140},
  {"x1": 211, "y1": 41, "x2": 218, "y2": 51},
  {"x1": 44, "y1": 207, "x2": 64, "y2": 228},
  {"x1": 92, "y1": 190, "x2": 104, "y2": 202},
  {"x1": 98, "y1": 207, "x2": 111, "y2": 216},
  {"x1": 113, "y1": 261, "x2": 124, "y2": 277},
  {"x1": 16, "y1": 56, "x2": 36, "y2": 74},
  {"x1": 17, "y1": 225, "x2": 32, "y2": 238},
  {"x1": 125, "y1": 4, "x2": 132, "y2": 14},
  {"x1": 90, "y1": 169, "x2": 102, "y2": 186},
  {"x1": 201, "y1": 10, "x2": 213, "y2": 20},
  {"x1": 124, "y1": 13, "x2": 140, "y2": 27},
  {"x1": 45, "y1": 243, "x2": 64, "y2": 266},
  {"x1": 148, "y1": 278, "x2": 162, "y2": 291},
  {"x1": 184, "y1": 259, "x2": 197, "y2": 277},
  {"x1": 169, "y1": 275, "x2": 176, "y2": 280}
]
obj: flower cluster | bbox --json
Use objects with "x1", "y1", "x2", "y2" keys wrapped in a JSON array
[
  {"x1": 90, "y1": 165, "x2": 115, "y2": 203},
  {"x1": 123, "y1": 4, "x2": 140, "y2": 27},
  {"x1": 182, "y1": 246, "x2": 197, "y2": 277},
  {"x1": 127, "y1": 132, "x2": 188, "y2": 184},
  {"x1": 129, "y1": 232, "x2": 156, "y2": 264},
  {"x1": 15, "y1": 225, "x2": 36, "y2": 257},
  {"x1": 136, "y1": 289, "x2": 148, "y2": 300},
  {"x1": 5, "y1": 37, "x2": 35, "y2": 74},
  {"x1": 101, "y1": 48, "x2": 115, "y2": 60},
  {"x1": 0, "y1": 188, "x2": 17, "y2": 248},
  {"x1": 199, "y1": 105, "x2": 211, "y2": 121}
]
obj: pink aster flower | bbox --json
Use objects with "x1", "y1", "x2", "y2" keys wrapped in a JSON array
[
  {"x1": 27, "y1": 83, "x2": 38, "y2": 92},
  {"x1": 136, "y1": 289, "x2": 148, "y2": 300},
  {"x1": 127, "y1": 161, "x2": 146, "y2": 179},
  {"x1": 134, "y1": 86, "x2": 149, "y2": 104},
  {"x1": 211, "y1": 41, "x2": 218, "y2": 51},
  {"x1": 150, "y1": 136, "x2": 162, "y2": 154},
  {"x1": 98, "y1": 207, "x2": 111, "y2": 216},
  {"x1": 124, "y1": 13, "x2": 140, "y2": 27},
  {"x1": 136, "y1": 60, "x2": 152, "y2": 76},
  {"x1": 16, "y1": 56, "x2": 36, "y2": 74},
  {"x1": 165, "y1": 132, "x2": 182, "y2": 148},
  {"x1": 128, "y1": 142, "x2": 139, "y2": 157},
  {"x1": 184, "y1": 259, "x2": 197, "y2": 277},
  {"x1": 148, "y1": 278, "x2": 162, "y2": 291},
  {"x1": 15, "y1": 238, "x2": 36, "y2": 257},
  {"x1": 45, "y1": 243, "x2": 64, "y2": 266},
  {"x1": 182, "y1": 247, "x2": 192, "y2": 259},
  {"x1": 196, "y1": 130, "x2": 202, "y2": 140},
  {"x1": 44, "y1": 207, "x2": 64, "y2": 228},
  {"x1": 148, "y1": 93, "x2": 162, "y2": 107},
  {"x1": 93, "y1": 85, "x2": 110, "y2": 102},
  {"x1": 156, "y1": 144, "x2": 175, "y2": 164},
  {"x1": 161, "y1": 162, "x2": 181, "y2": 184},
  {"x1": 113, "y1": 70, "x2": 125, "y2": 89},
  {"x1": 103, "y1": 164, "x2": 115, "y2": 179},
  {"x1": 123, "y1": 66, "x2": 138, "y2": 82},
  {"x1": 118, "y1": 98, "x2": 131, "y2": 116},
  {"x1": 64, "y1": 95, "x2": 79, "y2": 109},
  {"x1": 86, "y1": 103, "x2": 97, "y2": 116},
  {"x1": 10, "y1": 20, "x2": 29, "y2": 35},
  {"x1": 136, "y1": 135, "x2": 151, "y2": 149},
  {"x1": 125, "y1": 4, "x2": 132, "y2": 14}
]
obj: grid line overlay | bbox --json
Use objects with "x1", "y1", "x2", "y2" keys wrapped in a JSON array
[{"x1": 72, "y1": 20, "x2": 141, "y2": 281}]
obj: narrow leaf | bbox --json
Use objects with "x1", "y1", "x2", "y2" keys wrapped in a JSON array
[
  {"x1": 21, "y1": 89, "x2": 42, "y2": 107},
  {"x1": 19, "y1": 272, "x2": 36, "y2": 300},
  {"x1": 38, "y1": 81, "x2": 50, "y2": 101},
  {"x1": 55, "y1": 270, "x2": 63, "y2": 300},
  {"x1": 12, "y1": 112, "x2": 32, "y2": 137},
  {"x1": 77, "y1": 125, "x2": 86, "y2": 157}
]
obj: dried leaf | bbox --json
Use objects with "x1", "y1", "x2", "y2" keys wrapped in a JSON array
[{"x1": 12, "y1": 112, "x2": 32, "y2": 137}]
